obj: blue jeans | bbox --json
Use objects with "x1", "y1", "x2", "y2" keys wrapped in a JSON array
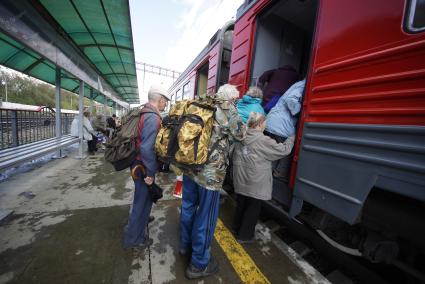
[
  {"x1": 123, "y1": 161, "x2": 153, "y2": 248},
  {"x1": 180, "y1": 175, "x2": 220, "y2": 269}
]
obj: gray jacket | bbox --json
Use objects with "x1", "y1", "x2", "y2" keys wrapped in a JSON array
[{"x1": 231, "y1": 128, "x2": 294, "y2": 200}]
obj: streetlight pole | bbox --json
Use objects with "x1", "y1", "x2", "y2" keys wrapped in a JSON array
[{"x1": 1, "y1": 80, "x2": 7, "y2": 102}]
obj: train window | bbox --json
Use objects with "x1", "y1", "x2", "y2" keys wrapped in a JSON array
[
  {"x1": 176, "y1": 89, "x2": 183, "y2": 101},
  {"x1": 405, "y1": 0, "x2": 425, "y2": 32},
  {"x1": 196, "y1": 62, "x2": 209, "y2": 97},
  {"x1": 183, "y1": 82, "x2": 191, "y2": 99}
]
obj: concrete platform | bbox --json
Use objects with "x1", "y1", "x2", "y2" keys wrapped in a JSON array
[{"x1": 0, "y1": 149, "x2": 326, "y2": 283}]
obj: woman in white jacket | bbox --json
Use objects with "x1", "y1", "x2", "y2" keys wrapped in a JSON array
[
  {"x1": 70, "y1": 111, "x2": 97, "y2": 154},
  {"x1": 231, "y1": 112, "x2": 294, "y2": 243}
]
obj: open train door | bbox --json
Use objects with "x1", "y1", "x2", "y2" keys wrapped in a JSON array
[
  {"x1": 228, "y1": 0, "x2": 272, "y2": 96},
  {"x1": 229, "y1": 0, "x2": 319, "y2": 206}
]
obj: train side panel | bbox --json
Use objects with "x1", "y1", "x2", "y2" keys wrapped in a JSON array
[{"x1": 291, "y1": 0, "x2": 425, "y2": 223}]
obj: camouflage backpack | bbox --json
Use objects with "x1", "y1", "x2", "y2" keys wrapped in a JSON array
[{"x1": 155, "y1": 97, "x2": 216, "y2": 171}]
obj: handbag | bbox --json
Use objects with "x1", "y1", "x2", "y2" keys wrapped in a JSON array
[{"x1": 131, "y1": 164, "x2": 163, "y2": 203}]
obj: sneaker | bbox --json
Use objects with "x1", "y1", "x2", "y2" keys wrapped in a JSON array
[
  {"x1": 148, "y1": 216, "x2": 155, "y2": 223},
  {"x1": 236, "y1": 238, "x2": 254, "y2": 244},
  {"x1": 185, "y1": 256, "x2": 219, "y2": 279}
]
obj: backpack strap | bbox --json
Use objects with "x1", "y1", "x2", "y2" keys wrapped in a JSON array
[
  {"x1": 136, "y1": 111, "x2": 160, "y2": 138},
  {"x1": 135, "y1": 111, "x2": 161, "y2": 160}
]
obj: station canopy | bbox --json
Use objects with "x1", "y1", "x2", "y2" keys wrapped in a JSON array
[{"x1": 0, "y1": 0, "x2": 139, "y2": 106}]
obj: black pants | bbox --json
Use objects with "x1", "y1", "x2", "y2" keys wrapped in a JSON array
[
  {"x1": 232, "y1": 194, "x2": 262, "y2": 241},
  {"x1": 87, "y1": 135, "x2": 97, "y2": 153},
  {"x1": 263, "y1": 130, "x2": 287, "y2": 143}
]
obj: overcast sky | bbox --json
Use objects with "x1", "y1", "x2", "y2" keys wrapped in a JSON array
[{"x1": 129, "y1": 0, "x2": 244, "y2": 104}]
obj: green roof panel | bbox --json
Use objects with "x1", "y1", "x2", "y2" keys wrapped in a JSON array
[
  {"x1": 0, "y1": 0, "x2": 138, "y2": 104},
  {"x1": 39, "y1": 0, "x2": 139, "y2": 103},
  {"x1": 0, "y1": 31, "x2": 116, "y2": 106}
]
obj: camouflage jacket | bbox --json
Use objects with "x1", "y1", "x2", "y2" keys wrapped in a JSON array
[{"x1": 183, "y1": 101, "x2": 246, "y2": 191}]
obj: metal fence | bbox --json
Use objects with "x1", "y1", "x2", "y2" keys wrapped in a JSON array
[{"x1": 0, "y1": 107, "x2": 74, "y2": 149}]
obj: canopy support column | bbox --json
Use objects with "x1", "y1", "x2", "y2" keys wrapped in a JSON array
[
  {"x1": 55, "y1": 66, "x2": 62, "y2": 158},
  {"x1": 90, "y1": 89, "x2": 94, "y2": 114},
  {"x1": 104, "y1": 94, "x2": 107, "y2": 115},
  {"x1": 77, "y1": 80, "x2": 85, "y2": 159}
]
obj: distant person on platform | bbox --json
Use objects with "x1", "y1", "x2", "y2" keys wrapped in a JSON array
[
  {"x1": 105, "y1": 114, "x2": 117, "y2": 138},
  {"x1": 258, "y1": 65, "x2": 298, "y2": 112},
  {"x1": 114, "y1": 114, "x2": 122, "y2": 128},
  {"x1": 70, "y1": 110, "x2": 97, "y2": 155},
  {"x1": 236, "y1": 86, "x2": 265, "y2": 124},
  {"x1": 107, "y1": 114, "x2": 117, "y2": 130},
  {"x1": 92, "y1": 114, "x2": 107, "y2": 134},
  {"x1": 123, "y1": 84, "x2": 170, "y2": 249}
]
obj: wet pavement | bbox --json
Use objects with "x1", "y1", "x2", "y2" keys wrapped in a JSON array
[{"x1": 0, "y1": 147, "x2": 326, "y2": 283}]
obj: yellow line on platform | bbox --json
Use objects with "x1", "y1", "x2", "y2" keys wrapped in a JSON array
[{"x1": 214, "y1": 219, "x2": 271, "y2": 284}]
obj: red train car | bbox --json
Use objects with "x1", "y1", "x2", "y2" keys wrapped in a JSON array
[
  {"x1": 167, "y1": 21, "x2": 234, "y2": 103},
  {"x1": 169, "y1": 0, "x2": 425, "y2": 278}
]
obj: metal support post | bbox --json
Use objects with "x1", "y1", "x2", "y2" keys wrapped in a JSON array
[
  {"x1": 103, "y1": 94, "x2": 107, "y2": 115},
  {"x1": 77, "y1": 80, "x2": 85, "y2": 159},
  {"x1": 11, "y1": 110, "x2": 18, "y2": 147},
  {"x1": 55, "y1": 66, "x2": 62, "y2": 157},
  {"x1": 90, "y1": 89, "x2": 94, "y2": 113},
  {"x1": 1, "y1": 80, "x2": 7, "y2": 102}
]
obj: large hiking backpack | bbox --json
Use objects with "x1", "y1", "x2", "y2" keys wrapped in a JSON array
[
  {"x1": 105, "y1": 108, "x2": 154, "y2": 171},
  {"x1": 155, "y1": 97, "x2": 216, "y2": 171}
]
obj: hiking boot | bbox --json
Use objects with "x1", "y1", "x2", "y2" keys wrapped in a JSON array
[
  {"x1": 185, "y1": 256, "x2": 219, "y2": 279},
  {"x1": 126, "y1": 238, "x2": 153, "y2": 250}
]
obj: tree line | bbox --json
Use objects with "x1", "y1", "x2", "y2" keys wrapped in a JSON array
[{"x1": 0, "y1": 69, "x2": 92, "y2": 110}]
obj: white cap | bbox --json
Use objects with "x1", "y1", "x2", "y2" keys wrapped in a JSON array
[{"x1": 148, "y1": 84, "x2": 170, "y2": 101}]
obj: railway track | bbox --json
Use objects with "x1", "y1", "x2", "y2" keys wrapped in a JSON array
[
  {"x1": 261, "y1": 200, "x2": 423, "y2": 284},
  {"x1": 223, "y1": 189, "x2": 422, "y2": 283}
]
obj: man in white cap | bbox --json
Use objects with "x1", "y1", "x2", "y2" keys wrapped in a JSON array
[{"x1": 123, "y1": 84, "x2": 170, "y2": 249}]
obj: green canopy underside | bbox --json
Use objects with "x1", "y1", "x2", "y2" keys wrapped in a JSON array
[{"x1": 0, "y1": 0, "x2": 139, "y2": 104}]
